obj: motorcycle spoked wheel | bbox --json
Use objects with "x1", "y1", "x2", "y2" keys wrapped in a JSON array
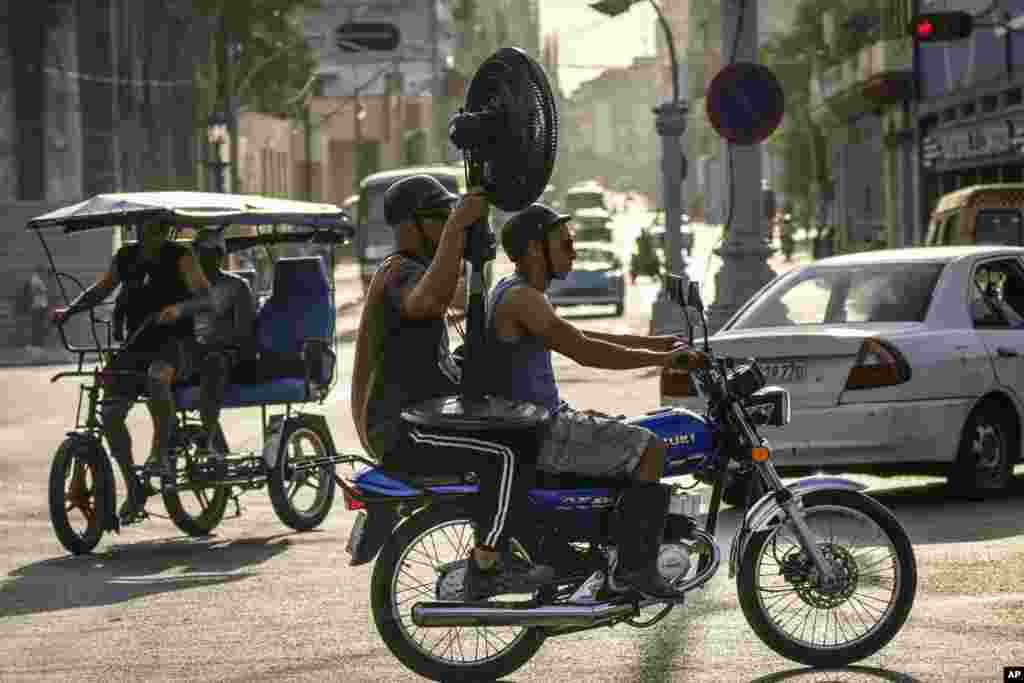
[
  {"x1": 370, "y1": 505, "x2": 546, "y2": 682},
  {"x1": 737, "y1": 489, "x2": 917, "y2": 667},
  {"x1": 161, "y1": 425, "x2": 230, "y2": 537}
]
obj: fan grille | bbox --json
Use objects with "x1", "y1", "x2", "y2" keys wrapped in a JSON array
[{"x1": 464, "y1": 48, "x2": 558, "y2": 213}]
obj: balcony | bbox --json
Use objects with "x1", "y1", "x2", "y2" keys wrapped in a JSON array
[{"x1": 811, "y1": 38, "x2": 914, "y2": 121}]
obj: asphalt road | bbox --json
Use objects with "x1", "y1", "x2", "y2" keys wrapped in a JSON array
[{"x1": 1, "y1": 219, "x2": 1023, "y2": 682}]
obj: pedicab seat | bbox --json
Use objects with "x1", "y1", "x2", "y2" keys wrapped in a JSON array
[{"x1": 175, "y1": 256, "x2": 335, "y2": 409}]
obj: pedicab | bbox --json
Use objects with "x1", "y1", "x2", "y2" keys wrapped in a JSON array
[{"x1": 28, "y1": 192, "x2": 356, "y2": 554}]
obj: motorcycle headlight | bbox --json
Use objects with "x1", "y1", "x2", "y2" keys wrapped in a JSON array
[{"x1": 743, "y1": 386, "x2": 791, "y2": 427}]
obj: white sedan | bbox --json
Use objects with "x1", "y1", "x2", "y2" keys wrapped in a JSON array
[{"x1": 661, "y1": 245, "x2": 1024, "y2": 498}]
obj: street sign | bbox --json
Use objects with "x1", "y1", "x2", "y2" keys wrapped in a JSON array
[
  {"x1": 705, "y1": 62, "x2": 785, "y2": 146},
  {"x1": 335, "y1": 22, "x2": 401, "y2": 52}
]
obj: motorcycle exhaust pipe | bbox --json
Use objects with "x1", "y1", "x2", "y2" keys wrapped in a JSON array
[{"x1": 411, "y1": 601, "x2": 637, "y2": 628}]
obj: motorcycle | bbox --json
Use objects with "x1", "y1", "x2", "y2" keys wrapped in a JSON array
[{"x1": 338, "y1": 274, "x2": 917, "y2": 681}]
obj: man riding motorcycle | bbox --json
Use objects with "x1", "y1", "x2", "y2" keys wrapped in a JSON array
[
  {"x1": 351, "y1": 175, "x2": 554, "y2": 600},
  {"x1": 484, "y1": 203, "x2": 706, "y2": 598},
  {"x1": 51, "y1": 219, "x2": 215, "y2": 521}
]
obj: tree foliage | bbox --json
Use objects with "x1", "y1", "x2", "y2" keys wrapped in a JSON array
[
  {"x1": 761, "y1": 0, "x2": 839, "y2": 226},
  {"x1": 191, "y1": 0, "x2": 320, "y2": 120}
]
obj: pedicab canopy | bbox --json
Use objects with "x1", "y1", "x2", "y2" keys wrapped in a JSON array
[{"x1": 26, "y1": 192, "x2": 354, "y2": 239}]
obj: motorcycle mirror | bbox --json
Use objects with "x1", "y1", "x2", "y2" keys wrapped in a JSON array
[
  {"x1": 666, "y1": 273, "x2": 690, "y2": 308},
  {"x1": 687, "y1": 281, "x2": 704, "y2": 314}
]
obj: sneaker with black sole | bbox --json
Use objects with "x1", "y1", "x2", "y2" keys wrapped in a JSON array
[{"x1": 462, "y1": 552, "x2": 556, "y2": 601}]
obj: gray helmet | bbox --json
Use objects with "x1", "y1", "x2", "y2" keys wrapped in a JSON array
[{"x1": 383, "y1": 175, "x2": 459, "y2": 227}]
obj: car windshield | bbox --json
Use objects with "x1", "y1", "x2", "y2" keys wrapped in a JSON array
[{"x1": 730, "y1": 262, "x2": 945, "y2": 329}]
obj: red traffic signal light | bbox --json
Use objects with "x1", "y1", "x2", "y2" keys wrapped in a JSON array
[{"x1": 908, "y1": 11, "x2": 973, "y2": 41}]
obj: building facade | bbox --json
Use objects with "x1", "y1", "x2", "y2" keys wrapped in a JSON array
[
  {"x1": 0, "y1": 0, "x2": 207, "y2": 348},
  {"x1": 917, "y1": 0, "x2": 1024, "y2": 231}
]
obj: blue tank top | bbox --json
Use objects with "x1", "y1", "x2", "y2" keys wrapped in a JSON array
[{"x1": 484, "y1": 273, "x2": 561, "y2": 412}]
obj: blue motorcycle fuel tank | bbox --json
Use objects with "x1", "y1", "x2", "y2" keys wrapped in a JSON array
[{"x1": 626, "y1": 406, "x2": 714, "y2": 475}]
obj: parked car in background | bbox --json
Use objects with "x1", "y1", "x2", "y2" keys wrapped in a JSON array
[
  {"x1": 925, "y1": 183, "x2": 1024, "y2": 247},
  {"x1": 573, "y1": 207, "x2": 613, "y2": 243},
  {"x1": 547, "y1": 241, "x2": 625, "y2": 316},
  {"x1": 661, "y1": 246, "x2": 1024, "y2": 501}
]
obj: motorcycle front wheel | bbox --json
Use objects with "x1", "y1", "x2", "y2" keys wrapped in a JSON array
[
  {"x1": 370, "y1": 504, "x2": 545, "y2": 682},
  {"x1": 737, "y1": 489, "x2": 916, "y2": 667}
]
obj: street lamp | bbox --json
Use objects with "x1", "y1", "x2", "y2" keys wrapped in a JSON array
[
  {"x1": 206, "y1": 110, "x2": 230, "y2": 193},
  {"x1": 589, "y1": 0, "x2": 689, "y2": 334}
]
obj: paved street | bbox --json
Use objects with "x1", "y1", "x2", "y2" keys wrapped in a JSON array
[{"x1": 1, "y1": 219, "x2": 1023, "y2": 682}]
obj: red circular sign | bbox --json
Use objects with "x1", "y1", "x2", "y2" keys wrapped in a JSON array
[{"x1": 706, "y1": 62, "x2": 785, "y2": 146}]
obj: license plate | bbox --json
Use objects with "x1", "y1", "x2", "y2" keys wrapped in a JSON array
[
  {"x1": 345, "y1": 511, "x2": 368, "y2": 556},
  {"x1": 760, "y1": 360, "x2": 807, "y2": 383}
]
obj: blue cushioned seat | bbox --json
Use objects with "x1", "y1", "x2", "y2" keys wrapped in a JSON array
[{"x1": 175, "y1": 256, "x2": 333, "y2": 410}]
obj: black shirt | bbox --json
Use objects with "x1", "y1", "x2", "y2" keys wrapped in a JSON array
[{"x1": 114, "y1": 242, "x2": 194, "y2": 345}]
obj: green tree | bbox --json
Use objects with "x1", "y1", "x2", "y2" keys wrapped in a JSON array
[
  {"x1": 191, "y1": 0, "x2": 321, "y2": 192},
  {"x1": 761, "y1": 0, "x2": 838, "y2": 236}
]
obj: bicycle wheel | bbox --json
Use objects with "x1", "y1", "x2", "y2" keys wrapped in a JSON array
[
  {"x1": 161, "y1": 425, "x2": 230, "y2": 537},
  {"x1": 49, "y1": 436, "x2": 108, "y2": 554},
  {"x1": 267, "y1": 416, "x2": 336, "y2": 531}
]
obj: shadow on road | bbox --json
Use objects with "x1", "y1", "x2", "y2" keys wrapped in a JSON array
[
  {"x1": 868, "y1": 477, "x2": 1024, "y2": 545},
  {"x1": 0, "y1": 531, "x2": 316, "y2": 618},
  {"x1": 750, "y1": 665, "x2": 923, "y2": 682}
]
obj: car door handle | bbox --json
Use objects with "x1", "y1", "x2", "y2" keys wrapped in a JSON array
[{"x1": 996, "y1": 347, "x2": 1020, "y2": 358}]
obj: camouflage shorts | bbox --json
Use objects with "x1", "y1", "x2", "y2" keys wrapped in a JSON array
[{"x1": 538, "y1": 404, "x2": 656, "y2": 478}]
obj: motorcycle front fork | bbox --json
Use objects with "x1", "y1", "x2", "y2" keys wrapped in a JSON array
[{"x1": 754, "y1": 460, "x2": 839, "y2": 587}]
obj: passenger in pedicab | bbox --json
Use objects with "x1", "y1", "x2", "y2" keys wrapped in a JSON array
[
  {"x1": 51, "y1": 217, "x2": 215, "y2": 522},
  {"x1": 352, "y1": 175, "x2": 554, "y2": 600},
  {"x1": 189, "y1": 229, "x2": 258, "y2": 458}
]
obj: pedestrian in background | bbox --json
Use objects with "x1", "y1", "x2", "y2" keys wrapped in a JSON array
[{"x1": 28, "y1": 265, "x2": 50, "y2": 349}]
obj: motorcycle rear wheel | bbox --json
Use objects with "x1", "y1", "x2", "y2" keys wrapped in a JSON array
[
  {"x1": 370, "y1": 505, "x2": 545, "y2": 682},
  {"x1": 737, "y1": 489, "x2": 916, "y2": 667}
]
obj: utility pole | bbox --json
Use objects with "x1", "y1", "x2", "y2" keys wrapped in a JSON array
[
  {"x1": 590, "y1": 0, "x2": 688, "y2": 334},
  {"x1": 705, "y1": 0, "x2": 776, "y2": 333}
]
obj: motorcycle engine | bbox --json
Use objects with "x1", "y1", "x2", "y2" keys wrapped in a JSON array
[{"x1": 656, "y1": 543, "x2": 693, "y2": 585}]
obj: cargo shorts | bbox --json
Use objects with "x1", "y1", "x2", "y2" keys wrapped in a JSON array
[{"x1": 537, "y1": 404, "x2": 657, "y2": 479}]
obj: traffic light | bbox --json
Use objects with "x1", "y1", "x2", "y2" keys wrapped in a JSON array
[{"x1": 908, "y1": 11, "x2": 974, "y2": 41}]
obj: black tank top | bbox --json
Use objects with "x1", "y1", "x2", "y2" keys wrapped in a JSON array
[{"x1": 114, "y1": 242, "x2": 194, "y2": 343}]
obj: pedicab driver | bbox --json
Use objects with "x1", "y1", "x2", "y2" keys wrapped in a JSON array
[
  {"x1": 351, "y1": 175, "x2": 554, "y2": 601},
  {"x1": 51, "y1": 219, "x2": 215, "y2": 522}
]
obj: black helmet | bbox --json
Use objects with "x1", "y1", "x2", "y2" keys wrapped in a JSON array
[
  {"x1": 501, "y1": 203, "x2": 571, "y2": 261},
  {"x1": 383, "y1": 174, "x2": 459, "y2": 227}
]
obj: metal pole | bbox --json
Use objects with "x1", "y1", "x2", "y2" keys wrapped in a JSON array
[
  {"x1": 648, "y1": 0, "x2": 690, "y2": 334},
  {"x1": 705, "y1": 0, "x2": 775, "y2": 333}
]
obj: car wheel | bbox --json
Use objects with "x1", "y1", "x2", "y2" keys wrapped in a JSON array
[{"x1": 949, "y1": 399, "x2": 1015, "y2": 499}]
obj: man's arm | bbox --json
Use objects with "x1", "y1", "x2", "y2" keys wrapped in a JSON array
[
  {"x1": 161, "y1": 249, "x2": 214, "y2": 322},
  {"x1": 504, "y1": 287, "x2": 701, "y2": 370},
  {"x1": 581, "y1": 329, "x2": 686, "y2": 351},
  {"x1": 53, "y1": 260, "x2": 121, "y2": 322},
  {"x1": 398, "y1": 194, "x2": 486, "y2": 320}
]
